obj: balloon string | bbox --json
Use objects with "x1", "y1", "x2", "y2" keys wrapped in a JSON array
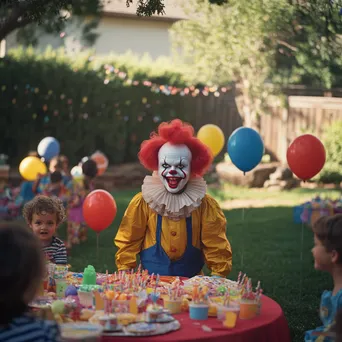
[
  {"x1": 97, "y1": 233, "x2": 99, "y2": 261},
  {"x1": 299, "y1": 222, "x2": 304, "y2": 302},
  {"x1": 241, "y1": 207, "x2": 245, "y2": 269}
]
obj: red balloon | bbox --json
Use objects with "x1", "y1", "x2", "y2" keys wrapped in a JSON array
[
  {"x1": 83, "y1": 190, "x2": 117, "y2": 233},
  {"x1": 286, "y1": 134, "x2": 326, "y2": 181}
]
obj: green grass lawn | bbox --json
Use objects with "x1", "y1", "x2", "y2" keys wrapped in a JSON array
[
  {"x1": 58, "y1": 186, "x2": 341, "y2": 342},
  {"x1": 210, "y1": 183, "x2": 341, "y2": 205}
]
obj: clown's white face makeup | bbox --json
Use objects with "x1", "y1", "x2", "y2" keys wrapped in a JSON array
[{"x1": 158, "y1": 143, "x2": 192, "y2": 194}]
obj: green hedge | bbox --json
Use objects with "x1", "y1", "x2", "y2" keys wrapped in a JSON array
[
  {"x1": 317, "y1": 120, "x2": 342, "y2": 184},
  {"x1": 0, "y1": 48, "x2": 191, "y2": 166}
]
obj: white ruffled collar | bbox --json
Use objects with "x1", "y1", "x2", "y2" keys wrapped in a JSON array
[{"x1": 141, "y1": 172, "x2": 207, "y2": 221}]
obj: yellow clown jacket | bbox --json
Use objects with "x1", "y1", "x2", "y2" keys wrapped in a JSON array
[{"x1": 114, "y1": 192, "x2": 232, "y2": 277}]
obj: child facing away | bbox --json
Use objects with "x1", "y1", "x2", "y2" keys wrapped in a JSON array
[
  {"x1": 42, "y1": 171, "x2": 69, "y2": 206},
  {"x1": 305, "y1": 214, "x2": 342, "y2": 342},
  {"x1": 0, "y1": 151, "x2": 38, "y2": 220},
  {"x1": 66, "y1": 159, "x2": 98, "y2": 249},
  {"x1": 23, "y1": 195, "x2": 68, "y2": 265},
  {"x1": 0, "y1": 222, "x2": 61, "y2": 341},
  {"x1": 32, "y1": 155, "x2": 71, "y2": 195}
]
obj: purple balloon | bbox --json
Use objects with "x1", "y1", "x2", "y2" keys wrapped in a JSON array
[{"x1": 65, "y1": 285, "x2": 78, "y2": 297}]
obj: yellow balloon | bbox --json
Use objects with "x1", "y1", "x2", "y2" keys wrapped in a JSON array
[
  {"x1": 197, "y1": 124, "x2": 225, "y2": 157},
  {"x1": 19, "y1": 156, "x2": 47, "y2": 181}
]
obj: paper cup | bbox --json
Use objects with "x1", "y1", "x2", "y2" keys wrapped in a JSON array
[
  {"x1": 239, "y1": 301, "x2": 257, "y2": 320},
  {"x1": 217, "y1": 303, "x2": 240, "y2": 321},
  {"x1": 78, "y1": 291, "x2": 94, "y2": 308},
  {"x1": 98, "y1": 314, "x2": 118, "y2": 330},
  {"x1": 208, "y1": 303, "x2": 218, "y2": 317},
  {"x1": 223, "y1": 305, "x2": 240, "y2": 328},
  {"x1": 163, "y1": 299, "x2": 182, "y2": 314},
  {"x1": 189, "y1": 304, "x2": 209, "y2": 320},
  {"x1": 55, "y1": 279, "x2": 68, "y2": 298}
]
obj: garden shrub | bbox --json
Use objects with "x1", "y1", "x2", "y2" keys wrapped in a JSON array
[
  {"x1": 0, "y1": 47, "x2": 191, "y2": 167},
  {"x1": 317, "y1": 120, "x2": 342, "y2": 184}
]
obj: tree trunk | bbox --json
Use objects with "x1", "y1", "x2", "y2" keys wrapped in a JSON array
[
  {"x1": 0, "y1": 3, "x2": 33, "y2": 42},
  {"x1": 240, "y1": 79, "x2": 261, "y2": 130}
]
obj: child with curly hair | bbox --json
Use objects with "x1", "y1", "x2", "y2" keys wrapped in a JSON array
[
  {"x1": 0, "y1": 222, "x2": 61, "y2": 341},
  {"x1": 23, "y1": 196, "x2": 67, "y2": 265},
  {"x1": 305, "y1": 214, "x2": 342, "y2": 342}
]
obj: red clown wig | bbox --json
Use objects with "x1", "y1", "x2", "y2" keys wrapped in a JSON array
[{"x1": 138, "y1": 119, "x2": 213, "y2": 177}]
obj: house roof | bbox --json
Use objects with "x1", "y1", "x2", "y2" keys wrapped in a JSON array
[{"x1": 102, "y1": 0, "x2": 188, "y2": 22}]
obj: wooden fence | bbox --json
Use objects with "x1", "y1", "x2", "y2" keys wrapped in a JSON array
[
  {"x1": 262, "y1": 96, "x2": 342, "y2": 162},
  {"x1": 179, "y1": 86, "x2": 243, "y2": 141},
  {"x1": 183, "y1": 88, "x2": 342, "y2": 163}
]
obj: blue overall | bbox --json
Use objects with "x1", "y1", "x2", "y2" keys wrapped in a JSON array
[{"x1": 140, "y1": 215, "x2": 204, "y2": 277}]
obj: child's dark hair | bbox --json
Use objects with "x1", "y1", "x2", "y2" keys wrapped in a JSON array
[
  {"x1": 82, "y1": 159, "x2": 98, "y2": 190},
  {"x1": 312, "y1": 214, "x2": 342, "y2": 263},
  {"x1": 82, "y1": 159, "x2": 98, "y2": 178},
  {"x1": 50, "y1": 170, "x2": 63, "y2": 184},
  {"x1": 0, "y1": 222, "x2": 44, "y2": 324},
  {"x1": 23, "y1": 195, "x2": 66, "y2": 225}
]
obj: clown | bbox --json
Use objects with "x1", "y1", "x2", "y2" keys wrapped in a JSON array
[{"x1": 114, "y1": 119, "x2": 232, "y2": 278}]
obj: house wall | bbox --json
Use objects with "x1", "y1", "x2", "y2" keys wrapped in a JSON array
[
  {"x1": 5, "y1": 16, "x2": 174, "y2": 59},
  {"x1": 93, "y1": 17, "x2": 172, "y2": 58}
]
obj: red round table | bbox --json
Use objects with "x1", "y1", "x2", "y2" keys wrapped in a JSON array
[{"x1": 101, "y1": 295, "x2": 291, "y2": 342}]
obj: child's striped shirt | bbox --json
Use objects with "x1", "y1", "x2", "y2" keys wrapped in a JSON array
[
  {"x1": 0, "y1": 314, "x2": 60, "y2": 341},
  {"x1": 43, "y1": 236, "x2": 67, "y2": 265}
]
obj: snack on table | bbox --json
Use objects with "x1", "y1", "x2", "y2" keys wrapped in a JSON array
[
  {"x1": 78, "y1": 285, "x2": 102, "y2": 308},
  {"x1": 80, "y1": 309, "x2": 96, "y2": 321},
  {"x1": 146, "y1": 303, "x2": 164, "y2": 322},
  {"x1": 29, "y1": 303, "x2": 55, "y2": 321},
  {"x1": 189, "y1": 285, "x2": 209, "y2": 320},
  {"x1": 98, "y1": 313, "x2": 120, "y2": 331},
  {"x1": 116, "y1": 313, "x2": 137, "y2": 326},
  {"x1": 60, "y1": 322, "x2": 102, "y2": 341},
  {"x1": 183, "y1": 276, "x2": 238, "y2": 296},
  {"x1": 126, "y1": 322, "x2": 157, "y2": 335}
]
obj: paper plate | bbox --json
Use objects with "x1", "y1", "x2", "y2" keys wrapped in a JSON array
[
  {"x1": 103, "y1": 320, "x2": 181, "y2": 337},
  {"x1": 60, "y1": 322, "x2": 103, "y2": 341},
  {"x1": 126, "y1": 322, "x2": 157, "y2": 334}
]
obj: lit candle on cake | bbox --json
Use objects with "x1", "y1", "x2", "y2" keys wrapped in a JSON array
[{"x1": 237, "y1": 271, "x2": 242, "y2": 285}]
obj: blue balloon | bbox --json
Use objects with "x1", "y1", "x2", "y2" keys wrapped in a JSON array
[
  {"x1": 227, "y1": 127, "x2": 264, "y2": 173},
  {"x1": 37, "y1": 137, "x2": 60, "y2": 161}
]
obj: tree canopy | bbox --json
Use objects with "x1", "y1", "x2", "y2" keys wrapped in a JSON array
[
  {"x1": 170, "y1": 0, "x2": 342, "y2": 125},
  {"x1": 172, "y1": 0, "x2": 342, "y2": 87}
]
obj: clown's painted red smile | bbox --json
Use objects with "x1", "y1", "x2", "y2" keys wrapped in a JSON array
[{"x1": 158, "y1": 143, "x2": 191, "y2": 194}]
